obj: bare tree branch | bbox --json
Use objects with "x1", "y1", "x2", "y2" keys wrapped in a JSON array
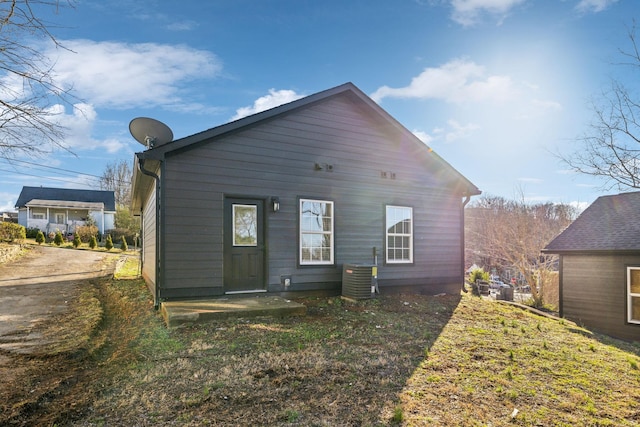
[
  {"x1": 0, "y1": 0, "x2": 76, "y2": 159},
  {"x1": 465, "y1": 195, "x2": 577, "y2": 307},
  {"x1": 560, "y1": 23, "x2": 640, "y2": 191},
  {"x1": 99, "y1": 159, "x2": 133, "y2": 208}
]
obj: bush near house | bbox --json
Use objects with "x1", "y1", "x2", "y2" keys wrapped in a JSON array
[
  {"x1": 89, "y1": 235, "x2": 97, "y2": 250},
  {"x1": 468, "y1": 267, "x2": 490, "y2": 284},
  {"x1": 0, "y1": 222, "x2": 26, "y2": 243},
  {"x1": 53, "y1": 231, "x2": 64, "y2": 246},
  {"x1": 25, "y1": 227, "x2": 40, "y2": 238},
  {"x1": 35, "y1": 231, "x2": 45, "y2": 245},
  {"x1": 75, "y1": 224, "x2": 99, "y2": 243},
  {"x1": 104, "y1": 235, "x2": 113, "y2": 251},
  {"x1": 120, "y1": 236, "x2": 128, "y2": 251},
  {"x1": 106, "y1": 228, "x2": 137, "y2": 246}
]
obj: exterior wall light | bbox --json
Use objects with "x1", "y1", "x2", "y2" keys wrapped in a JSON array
[{"x1": 271, "y1": 197, "x2": 280, "y2": 212}]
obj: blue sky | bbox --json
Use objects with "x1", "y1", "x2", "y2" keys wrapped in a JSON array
[{"x1": 1, "y1": 0, "x2": 636, "y2": 212}]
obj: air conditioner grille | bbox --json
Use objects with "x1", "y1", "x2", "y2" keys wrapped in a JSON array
[{"x1": 342, "y1": 263, "x2": 374, "y2": 299}]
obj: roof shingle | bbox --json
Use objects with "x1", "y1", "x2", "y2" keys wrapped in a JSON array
[
  {"x1": 15, "y1": 186, "x2": 116, "y2": 211},
  {"x1": 544, "y1": 191, "x2": 640, "y2": 253}
]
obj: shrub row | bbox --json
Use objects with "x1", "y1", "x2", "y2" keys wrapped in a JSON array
[{"x1": 0, "y1": 223, "x2": 26, "y2": 242}]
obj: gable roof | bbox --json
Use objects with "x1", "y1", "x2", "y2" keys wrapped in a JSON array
[
  {"x1": 543, "y1": 191, "x2": 640, "y2": 253},
  {"x1": 134, "y1": 82, "x2": 480, "y2": 198},
  {"x1": 15, "y1": 186, "x2": 116, "y2": 211}
]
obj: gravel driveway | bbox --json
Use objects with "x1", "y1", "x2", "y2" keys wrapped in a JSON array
[{"x1": 0, "y1": 245, "x2": 118, "y2": 355}]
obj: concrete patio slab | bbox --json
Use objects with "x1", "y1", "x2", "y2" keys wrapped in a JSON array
[{"x1": 161, "y1": 296, "x2": 307, "y2": 327}]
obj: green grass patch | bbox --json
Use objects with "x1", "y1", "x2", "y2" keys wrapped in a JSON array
[
  {"x1": 113, "y1": 256, "x2": 141, "y2": 279},
  {"x1": 15, "y1": 283, "x2": 640, "y2": 426}
]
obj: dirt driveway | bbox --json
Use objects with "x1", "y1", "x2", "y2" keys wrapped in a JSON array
[{"x1": 0, "y1": 245, "x2": 118, "y2": 356}]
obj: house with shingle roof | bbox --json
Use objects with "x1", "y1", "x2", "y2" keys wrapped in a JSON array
[
  {"x1": 543, "y1": 191, "x2": 640, "y2": 341},
  {"x1": 131, "y1": 82, "x2": 480, "y2": 307},
  {"x1": 15, "y1": 186, "x2": 116, "y2": 236}
]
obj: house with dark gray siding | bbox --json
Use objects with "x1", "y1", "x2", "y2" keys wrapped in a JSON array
[
  {"x1": 131, "y1": 82, "x2": 480, "y2": 307},
  {"x1": 543, "y1": 191, "x2": 640, "y2": 342}
]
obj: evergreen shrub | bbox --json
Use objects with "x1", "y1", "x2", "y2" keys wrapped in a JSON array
[
  {"x1": 54, "y1": 231, "x2": 64, "y2": 246},
  {"x1": 105, "y1": 234, "x2": 113, "y2": 251}
]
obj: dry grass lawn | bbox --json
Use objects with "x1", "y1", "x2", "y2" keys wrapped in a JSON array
[{"x1": 2, "y1": 261, "x2": 639, "y2": 426}]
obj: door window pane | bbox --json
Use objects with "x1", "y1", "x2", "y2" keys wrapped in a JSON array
[{"x1": 233, "y1": 204, "x2": 257, "y2": 246}]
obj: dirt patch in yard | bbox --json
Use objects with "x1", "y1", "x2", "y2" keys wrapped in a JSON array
[{"x1": 0, "y1": 244, "x2": 119, "y2": 425}]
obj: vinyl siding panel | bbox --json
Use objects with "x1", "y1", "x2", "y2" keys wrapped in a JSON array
[
  {"x1": 141, "y1": 184, "x2": 157, "y2": 296},
  {"x1": 562, "y1": 254, "x2": 640, "y2": 341},
  {"x1": 159, "y1": 94, "x2": 466, "y2": 298}
]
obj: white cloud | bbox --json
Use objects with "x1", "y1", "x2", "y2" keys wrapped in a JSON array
[
  {"x1": 48, "y1": 40, "x2": 222, "y2": 110},
  {"x1": 0, "y1": 191, "x2": 17, "y2": 212},
  {"x1": 231, "y1": 89, "x2": 304, "y2": 121},
  {"x1": 55, "y1": 103, "x2": 126, "y2": 153},
  {"x1": 444, "y1": 119, "x2": 480, "y2": 142},
  {"x1": 569, "y1": 200, "x2": 590, "y2": 212},
  {"x1": 413, "y1": 119, "x2": 480, "y2": 145},
  {"x1": 412, "y1": 130, "x2": 433, "y2": 144},
  {"x1": 518, "y1": 177, "x2": 543, "y2": 184},
  {"x1": 515, "y1": 98, "x2": 563, "y2": 119},
  {"x1": 167, "y1": 20, "x2": 199, "y2": 31},
  {"x1": 370, "y1": 59, "x2": 516, "y2": 104},
  {"x1": 575, "y1": 0, "x2": 618, "y2": 13},
  {"x1": 449, "y1": 0, "x2": 526, "y2": 26}
]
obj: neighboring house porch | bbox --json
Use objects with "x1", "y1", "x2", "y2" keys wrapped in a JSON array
[{"x1": 22, "y1": 200, "x2": 108, "y2": 235}]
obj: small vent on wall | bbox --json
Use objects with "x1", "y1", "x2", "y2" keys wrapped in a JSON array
[{"x1": 315, "y1": 163, "x2": 334, "y2": 172}]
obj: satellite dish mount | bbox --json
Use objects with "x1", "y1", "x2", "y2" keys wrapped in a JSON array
[{"x1": 129, "y1": 117, "x2": 173, "y2": 149}]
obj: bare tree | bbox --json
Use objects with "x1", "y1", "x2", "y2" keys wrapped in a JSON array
[
  {"x1": 0, "y1": 0, "x2": 74, "y2": 159},
  {"x1": 466, "y1": 194, "x2": 577, "y2": 307},
  {"x1": 99, "y1": 159, "x2": 132, "y2": 208},
  {"x1": 560, "y1": 23, "x2": 640, "y2": 190}
]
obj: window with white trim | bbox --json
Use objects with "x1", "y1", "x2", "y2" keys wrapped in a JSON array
[
  {"x1": 627, "y1": 267, "x2": 640, "y2": 324},
  {"x1": 32, "y1": 213, "x2": 45, "y2": 220},
  {"x1": 386, "y1": 205, "x2": 413, "y2": 263},
  {"x1": 299, "y1": 199, "x2": 334, "y2": 265}
]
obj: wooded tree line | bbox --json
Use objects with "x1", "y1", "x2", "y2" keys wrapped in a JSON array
[{"x1": 465, "y1": 195, "x2": 578, "y2": 307}]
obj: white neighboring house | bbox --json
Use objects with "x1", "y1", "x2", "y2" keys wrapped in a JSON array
[{"x1": 15, "y1": 186, "x2": 116, "y2": 235}]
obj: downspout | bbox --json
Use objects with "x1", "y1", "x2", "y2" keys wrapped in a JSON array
[
  {"x1": 137, "y1": 156, "x2": 162, "y2": 310},
  {"x1": 461, "y1": 195, "x2": 472, "y2": 292}
]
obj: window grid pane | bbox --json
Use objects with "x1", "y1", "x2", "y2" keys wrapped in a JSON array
[
  {"x1": 386, "y1": 206, "x2": 412, "y2": 263},
  {"x1": 630, "y1": 269, "x2": 640, "y2": 294},
  {"x1": 300, "y1": 199, "x2": 334, "y2": 264},
  {"x1": 632, "y1": 297, "x2": 640, "y2": 322},
  {"x1": 627, "y1": 267, "x2": 640, "y2": 323}
]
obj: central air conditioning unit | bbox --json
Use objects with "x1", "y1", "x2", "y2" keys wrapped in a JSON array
[{"x1": 342, "y1": 263, "x2": 375, "y2": 299}]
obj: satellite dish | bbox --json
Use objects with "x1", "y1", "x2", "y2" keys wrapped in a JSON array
[{"x1": 129, "y1": 117, "x2": 173, "y2": 149}]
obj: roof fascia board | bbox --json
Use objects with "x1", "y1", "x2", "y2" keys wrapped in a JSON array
[
  {"x1": 139, "y1": 83, "x2": 359, "y2": 160},
  {"x1": 542, "y1": 249, "x2": 640, "y2": 256}
]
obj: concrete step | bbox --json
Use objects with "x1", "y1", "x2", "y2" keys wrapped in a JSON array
[{"x1": 161, "y1": 296, "x2": 307, "y2": 327}]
